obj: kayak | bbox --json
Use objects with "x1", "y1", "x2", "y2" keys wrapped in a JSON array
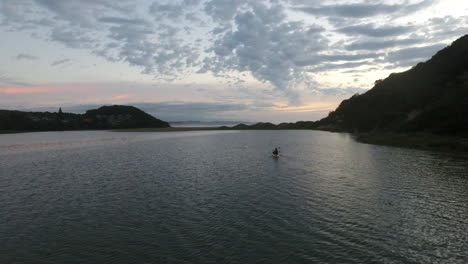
[{"x1": 272, "y1": 153, "x2": 280, "y2": 158}]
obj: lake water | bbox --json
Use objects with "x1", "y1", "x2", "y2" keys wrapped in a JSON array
[{"x1": 1, "y1": 130, "x2": 467, "y2": 263}]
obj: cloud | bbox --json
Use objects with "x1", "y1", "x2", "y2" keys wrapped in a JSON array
[
  {"x1": 10, "y1": 101, "x2": 277, "y2": 122},
  {"x1": 16, "y1": 53, "x2": 38, "y2": 60},
  {"x1": 308, "y1": 61, "x2": 372, "y2": 72},
  {"x1": 51, "y1": 58, "x2": 71, "y2": 66},
  {"x1": 385, "y1": 43, "x2": 447, "y2": 65},
  {"x1": 103, "y1": 22, "x2": 200, "y2": 76},
  {"x1": 50, "y1": 27, "x2": 95, "y2": 49},
  {"x1": 346, "y1": 37, "x2": 424, "y2": 51},
  {"x1": 423, "y1": 15, "x2": 468, "y2": 40},
  {"x1": 0, "y1": 0, "x2": 464, "y2": 111},
  {"x1": 34, "y1": 0, "x2": 96, "y2": 27},
  {"x1": 203, "y1": 2, "x2": 328, "y2": 104},
  {"x1": 130, "y1": 102, "x2": 251, "y2": 121},
  {"x1": 0, "y1": 87, "x2": 51, "y2": 94},
  {"x1": 294, "y1": 0, "x2": 434, "y2": 18},
  {"x1": 150, "y1": 0, "x2": 202, "y2": 21},
  {"x1": 98, "y1": 17, "x2": 146, "y2": 25},
  {"x1": 23, "y1": 0, "x2": 203, "y2": 77},
  {"x1": 112, "y1": 94, "x2": 129, "y2": 100},
  {"x1": 33, "y1": 0, "x2": 135, "y2": 27},
  {"x1": 337, "y1": 24, "x2": 414, "y2": 37},
  {"x1": 0, "y1": 74, "x2": 32, "y2": 87},
  {"x1": 204, "y1": 0, "x2": 248, "y2": 22}
]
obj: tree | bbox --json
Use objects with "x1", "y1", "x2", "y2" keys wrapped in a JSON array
[{"x1": 58, "y1": 107, "x2": 63, "y2": 119}]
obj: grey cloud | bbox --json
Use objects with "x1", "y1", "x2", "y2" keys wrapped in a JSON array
[
  {"x1": 18, "y1": 101, "x2": 252, "y2": 122},
  {"x1": 346, "y1": 37, "x2": 424, "y2": 51},
  {"x1": 138, "y1": 101, "x2": 247, "y2": 113},
  {"x1": 316, "y1": 87, "x2": 368, "y2": 96},
  {"x1": 385, "y1": 43, "x2": 447, "y2": 64},
  {"x1": 131, "y1": 102, "x2": 250, "y2": 121},
  {"x1": 2, "y1": 0, "x2": 460, "y2": 108},
  {"x1": 0, "y1": 73, "x2": 32, "y2": 87},
  {"x1": 1, "y1": 1, "x2": 26, "y2": 25},
  {"x1": 0, "y1": 2, "x2": 59, "y2": 30},
  {"x1": 294, "y1": 0, "x2": 434, "y2": 18},
  {"x1": 318, "y1": 52, "x2": 382, "y2": 62},
  {"x1": 34, "y1": 0, "x2": 136, "y2": 27},
  {"x1": 424, "y1": 15, "x2": 468, "y2": 40},
  {"x1": 294, "y1": 52, "x2": 381, "y2": 67},
  {"x1": 35, "y1": 0, "x2": 96, "y2": 27},
  {"x1": 337, "y1": 24, "x2": 414, "y2": 37},
  {"x1": 384, "y1": 59, "x2": 424, "y2": 69},
  {"x1": 309, "y1": 61, "x2": 373, "y2": 72},
  {"x1": 16, "y1": 53, "x2": 38, "y2": 60},
  {"x1": 204, "y1": 0, "x2": 248, "y2": 22},
  {"x1": 99, "y1": 17, "x2": 146, "y2": 25},
  {"x1": 103, "y1": 22, "x2": 200, "y2": 76},
  {"x1": 150, "y1": 2, "x2": 184, "y2": 20},
  {"x1": 150, "y1": 0, "x2": 202, "y2": 22},
  {"x1": 204, "y1": 2, "x2": 328, "y2": 104},
  {"x1": 14, "y1": 0, "x2": 203, "y2": 77},
  {"x1": 51, "y1": 58, "x2": 71, "y2": 66},
  {"x1": 50, "y1": 27, "x2": 95, "y2": 49}
]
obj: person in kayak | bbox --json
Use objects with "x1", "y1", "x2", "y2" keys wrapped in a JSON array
[{"x1": 272, "y1": 147, "x2": 279, "y2": 156}]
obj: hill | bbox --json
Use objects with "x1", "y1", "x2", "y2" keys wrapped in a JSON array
[
  {"x1": 314, "y1": 35, "x2": 468, "y2": 137},
  {"x1": 228, "y1": 35, "x2": 468, "y2": 151},
  {"x1": 0, "y1": 105, "x2": 170, "y2": 132}
]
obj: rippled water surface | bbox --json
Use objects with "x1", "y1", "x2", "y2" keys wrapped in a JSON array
[{"x1": 1, "y1": 130, "x2": 467, "y2": 263}]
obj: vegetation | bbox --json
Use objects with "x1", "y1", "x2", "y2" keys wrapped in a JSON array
[
  {"x1": 314, "y1": 34, "x2": 468, "y2": 137},
  {"x1": 229, "y1": 35, "x2": 468, "y2": 151},
  {"x1": 0, "y1": 105, "x2": 170, "y2": 132},
  {"x1": 2, "y1": 35, "x2": 467, "y2": 152}
]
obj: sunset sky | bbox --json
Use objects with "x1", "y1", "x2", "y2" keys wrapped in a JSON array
[{"x1": 0, "y1": 0, "x2": 467, "y2": 122}]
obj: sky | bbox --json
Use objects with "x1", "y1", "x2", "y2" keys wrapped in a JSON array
[{"x1": 0, "y1": 0, "x2": 467, "y2": 122}]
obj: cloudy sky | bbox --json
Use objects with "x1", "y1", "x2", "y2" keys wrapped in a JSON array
[{"x1": 0, "y1": 0, "x2": 466, "y2": 122}]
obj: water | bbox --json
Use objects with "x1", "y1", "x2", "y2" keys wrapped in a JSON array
[{"x1": 1, "y1": 130, "x2": 467, "y2": 263}]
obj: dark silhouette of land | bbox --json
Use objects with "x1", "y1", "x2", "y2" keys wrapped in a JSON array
[
  {"x1": 2, "y1": 35, "x2": 467, "y2": 151},
  {"x1": 0, "y1": 105, "x2": 170, "y2": 132},
  {"x1": 226, "y1": 35, "x2": 468, "y2": 151}
]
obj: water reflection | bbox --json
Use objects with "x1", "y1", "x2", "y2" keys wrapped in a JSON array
[{"x1": 0, "y1": 130, "x2": 467, "y2": 263}]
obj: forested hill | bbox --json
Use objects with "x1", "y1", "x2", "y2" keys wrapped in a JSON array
[
  {"x1": 314, "y1": 35, "x2": 468, "y2": 137},
  {"x1": 0, "y1": 105, "x2": 170, "y2": 132}
]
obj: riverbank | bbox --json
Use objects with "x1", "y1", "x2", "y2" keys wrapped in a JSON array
[
  {"x1": 113, "y1": 127, "x2": 224, "y2": 132},
  {"x1": 2, "y1": 127, "x2": 467, "y2": 153},
  {"x1": 356, "y1": 132, "x2": 468, "y2": 152},
  {"x1": 0, "y1": 130, "x2": 30, "y2": 134},
  {"x1": 0, "y1": 127, "x2": 224, "y2": 134},
  {"x1": 115, "y1": 127, "x2": 468, "y2": 152}
]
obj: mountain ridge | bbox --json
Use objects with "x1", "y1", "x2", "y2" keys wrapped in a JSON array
[
  {"x1": 314, "y1": 34, "x2": 468, "y2": 136},
  {"x1": 0, "y1": 105, "x2": 170, "y2": 132},
  {"x1": 228, "y1": 35, "x2": 468, "y2": 151}
]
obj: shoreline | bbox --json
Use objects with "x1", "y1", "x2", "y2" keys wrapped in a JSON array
[
  {"x1": 356, "y1": 132, "x2": 468, "y2": 153},
  {"x1": 2, "y1": 128, "x2": 467, "y2": 153},
  {"x1": 0, "y1": 127, "x2": 226, "y2": 134},
  {"x1": 112, "y1": 127, "x2": 224, "y2": 132}
]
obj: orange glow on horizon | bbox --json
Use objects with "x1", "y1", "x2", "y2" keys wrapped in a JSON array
[
  {"x1": 270, "y1": 102, "x2": 337, "y2": 113},
  {"x1": 112, "y1": 94, "x2": 130, "y2": 100},
  {"x1": 0, "y1": 87, "x2": 53, "y2": 94}
]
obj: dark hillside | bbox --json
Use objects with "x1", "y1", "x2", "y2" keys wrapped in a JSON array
[
  {"x1": 315, "y1": 35, "x2": 468, "y2": 137},
  {"x1": 83, "y1": 105, "x2": 170, "y2": 129},
  {"x1": 0, "y1": 105, "x2": 170, "y2": 132}
]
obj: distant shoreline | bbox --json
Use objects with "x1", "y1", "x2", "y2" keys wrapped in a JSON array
[
  {"x1": 0, "y1": 127, "x2": 227, "y2": 134},
  {"x1": 1, "y1": 128, "x2": 467, "y2": 153},
  {"x1": 355, "y1": 132, "x2": 468, "y2": 153},
  {"x1": 113, "y1": 127, "x2": 224, "y2": 132}
]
